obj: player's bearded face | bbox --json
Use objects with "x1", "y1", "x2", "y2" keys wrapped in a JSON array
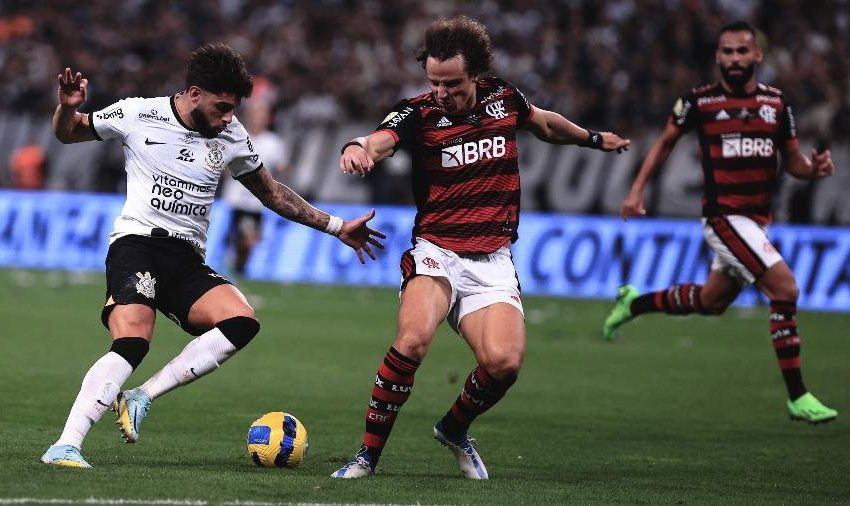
[
  {"x1": 716, "y1": 31, "x2": 761, "y2": 90},
  {"x1": 425, "y1": 56, "x2": 477, "y2": 113},
  {"x1": 190, "y1": 107, "x2": 220, "y2": 139},
  {"x1": 190, "y1": 89, "x2": 239, "y2": 139},
  {"x1": 720, "y1": 61, "x2": 756, "y2": 88}
]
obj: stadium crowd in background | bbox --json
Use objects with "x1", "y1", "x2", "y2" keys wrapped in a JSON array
[{"x1": 1, "y1": 0, "x2": 848, "y2": 143}]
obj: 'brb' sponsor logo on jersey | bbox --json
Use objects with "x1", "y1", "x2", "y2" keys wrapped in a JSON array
[
  {"x1": 721, "y1": 133, "x2": 774, "y2": 158},
  {"x1": 441, "y1": 136, "x2": 506, "y2": 167}
]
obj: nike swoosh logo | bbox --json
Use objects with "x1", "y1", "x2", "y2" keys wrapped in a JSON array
[
  {"x1": 190, "y1": 367, "x2": 200, "y2": 378},
  {"x1": 96, "y1": 400, "x2": 109, "y2": 407},
  {"x1": 145, "y1": 138, "x2": 165, "y2": 145}
]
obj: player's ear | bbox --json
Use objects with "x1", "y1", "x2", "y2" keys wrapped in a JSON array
[
  {"x1": 754, "y1": 46, "x2": 764, "y2": 64},
  {"x1": 188, "y1": 86, "x2": 203, "y2": 104}
]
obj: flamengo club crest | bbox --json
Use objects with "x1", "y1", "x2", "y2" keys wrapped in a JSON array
[
  {"x1": 485, "y1": 99, "x2": 508, "y2": 119},
  {"x1": 205, "y1": 141, "x2": 225, "y2": 172}
]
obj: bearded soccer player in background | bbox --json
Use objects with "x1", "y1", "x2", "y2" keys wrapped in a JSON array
[
  {"x1": 603, "y1": 21, "x2": 836, "y2": 424},
  {"x1": 332, "y1": 16, "x2": 629, "y2": 480},
  {"x1": 41, "y1": 43, "x2": 385, "y2": 468}
]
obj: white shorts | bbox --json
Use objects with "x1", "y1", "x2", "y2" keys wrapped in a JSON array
[
  {"x1": 400, "y1": 237, "x2": 524, "y2": 334},
  {"x1": 702, "y1": 215, "x2": 783, "y2": 285}
]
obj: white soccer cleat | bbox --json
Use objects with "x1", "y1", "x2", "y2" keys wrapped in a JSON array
[
  {"x1": 433, "y1": 422, "x2": 489, "y2": 480},
  {"x1": 331, "y1": 446, "x2": 375, "y2": 479},
  {"x1": 111, "y1": 388, "x2": 151, "y2": 443},
  {"x1": 41, "y1": 444, "x2": 92, "y2": 469}
]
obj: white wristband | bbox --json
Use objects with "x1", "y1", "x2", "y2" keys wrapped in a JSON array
[{"x1": 324, "y1": 215, "x2": 344, "y2": 236}]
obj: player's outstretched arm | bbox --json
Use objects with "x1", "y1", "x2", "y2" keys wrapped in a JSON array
[
  {"x1": 240, "y1": 167, "x2": 385, "y2": 263},
  {"x1": 621, "y1": 122, "x2": 683, "y2": 220},
  {"x1": 53, "y1": 67, "x2": 97, "y2": 144},
  {"x1": 339, "y1": 131, "x2": 397, "y2": 177},
  {"x1": 783, "y1": 143, "x2": 835, "y2": 181},
  {"x1": 522, "y1": 106, "x2": 630, "y2": 152}
]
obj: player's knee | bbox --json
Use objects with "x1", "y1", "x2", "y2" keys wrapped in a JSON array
[
  {"x1": 775, "y1": 282, "x2": 800, "y2": 302},
  {"x1": 482, "y1": 353, "x2": 523, "y2": 382},
  {"x1": 216, "y1": 316, "x2": 260, "y2": 350},
  {"x1": 110, "y1": 337, "x2": 150, "y2": 370},
  {"x1": 393, "y1": 332, "x2": 431, "y2": 362}
]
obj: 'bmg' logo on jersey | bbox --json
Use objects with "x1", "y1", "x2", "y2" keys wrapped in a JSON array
[
  {"x1": 441, "y1": 136, "x2": 506, "y2": 167},
  {"x1": 721, "y1": 134, "x2": 774, "y2": 158}
]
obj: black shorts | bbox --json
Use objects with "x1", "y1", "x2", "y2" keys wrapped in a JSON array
[
  {"x1": 229, "y1": 210, "x2": 263, "y2": 238},
  {"x1": 102, "y1": 235, "x2": 232, "y2": 336}
]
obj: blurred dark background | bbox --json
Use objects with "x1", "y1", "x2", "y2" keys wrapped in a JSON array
[{"x1": 1, "y1": 0, "x2": 848, "y2": 223}]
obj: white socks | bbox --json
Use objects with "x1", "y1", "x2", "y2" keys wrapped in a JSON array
[
  {"x1": 53, "y1": 328, "x2": 238, "y2": 450},
  {"x1": 56, "y1": 351, "x2": 132, "y2": 449},
  {"x1": 140, "y1": 327, "x2": 238, "y2": 399}
]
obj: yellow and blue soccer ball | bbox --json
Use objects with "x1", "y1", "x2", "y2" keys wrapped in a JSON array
[{"x1": 246, "y1": 412, "x2": 308, "y2": 468}]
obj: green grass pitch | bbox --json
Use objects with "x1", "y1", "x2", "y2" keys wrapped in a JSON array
[{"x1": 0, "y1": 268, "x2": 848, "y2": 505}]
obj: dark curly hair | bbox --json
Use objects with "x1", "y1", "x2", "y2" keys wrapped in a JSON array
[
  {"x1": 186, "y1": 43, "x2": 253, "y2": 98},
  {"x1": 415, "y1": 16, "x2": 494, "y2": 76}
]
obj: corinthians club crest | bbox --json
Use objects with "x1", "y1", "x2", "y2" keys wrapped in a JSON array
[
  {"x1": 205, "y1": 140, "x2": 226, "y2": 172},
  {"x1": 135, "y1": 271, "x2": 156, "y2": 299}
]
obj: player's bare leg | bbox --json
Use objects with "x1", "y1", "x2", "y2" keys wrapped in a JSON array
[
  {"x1": 43, "y1": 304, "x2": 154, "y2": 467},
  {"x1": 333, "y1": 275, "x2": 450, "y2": 479},
  {"x1": 756, "y1": 262, "x2": 837, "y2": 424},
  {"x1": 115, "y1": 285, "x2": 260, "y2": 443},
  {"x1": 431, "y1": 303, "x2": 525, "y2": 480}
]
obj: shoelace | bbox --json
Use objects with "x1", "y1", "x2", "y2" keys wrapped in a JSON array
[
  {"x1": 461, "y1": 438, "x2": 479, "y2": 456},
  {"x1": 354, "y1": 456, "x2": 371, "y2": 468}
]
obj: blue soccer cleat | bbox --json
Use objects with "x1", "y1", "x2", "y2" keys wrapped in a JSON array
[
  {"x1": 433, "y1": 422, "x2": 489, "y2": 480},
  {"x1": 111, "y1": 388, "x2": 152, "y2": 443},
  {"x1": 331, "y1": 446, "x2": 376, "y2": 479},
  {"x1": 41, "y1": 444, "x2": 92, "y2": 469}
]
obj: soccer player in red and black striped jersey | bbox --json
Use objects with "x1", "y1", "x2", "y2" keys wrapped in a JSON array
[
  {"x1": 331, "y1": 16, "x2": 629, "y2": 480},
  {"x1": 603, "y1": 21, "x2": 837, "y2": 424}
]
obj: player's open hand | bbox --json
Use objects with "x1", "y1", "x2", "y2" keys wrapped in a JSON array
[
  {"x1": 57, "y1": 67, "x2": 88, "y2": 108},
  {"x1": 620, "y1": 190, "x2": 646, "y2": 221},
  {"x1": 602, "y1": 132, "x2": 630, "y2": 153},
  {"x1": 338, "y1": 209, "x2": 386, "y2": 263},
  {"x1": 340, "y1": 145, "x2": 374, "y2": 177},
  {"x1": 811, "y1": 149, "x2": 834, "y2": 179}
]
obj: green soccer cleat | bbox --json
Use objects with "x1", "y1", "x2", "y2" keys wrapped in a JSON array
[
  {"x1": 787, "y1": 392, "x2": 838, "y2": 425},
  {"x1": 602, "y1": 285, "x2": 639, "y2": 341}
]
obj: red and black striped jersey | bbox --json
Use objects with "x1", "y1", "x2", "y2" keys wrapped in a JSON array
[
  {"x1": 669, "y1": 82, "x2": 797, "y2": 224},
  {"x1": 374, "y1": 77, "x2": 534, "y2": 254}
]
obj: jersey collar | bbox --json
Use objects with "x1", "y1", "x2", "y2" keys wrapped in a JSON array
[{"x1": 170, "y1": 94, "x2": 197, "y2": 132}]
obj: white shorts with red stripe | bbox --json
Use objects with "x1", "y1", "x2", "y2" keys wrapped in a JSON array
[
  {"x1": 702, "y1": 215, "x2": 783, "y2": 284},
  {"x1": 400, "y1": 237, "x2": 524, "y2": 334}
]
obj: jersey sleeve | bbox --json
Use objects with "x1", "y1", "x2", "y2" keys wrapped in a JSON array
[
  {"x1": 228, "y1": 124, "x2": 264, "y2": 180},
  {"x1": 778, "y1": 100, "x2": 798, "y2": 145},
  {"x1": 668, "y1": 92, "x2": 697, "y2": 132},
  {"x1": 507, "y1": 82, "x2": 534, "y2": 125},
  {"x1": 89, "y1": 98, "x2": 140, "y2": 141},
  {"x1": 374, "y1": 100, "x2": 421, "y2": 147}
]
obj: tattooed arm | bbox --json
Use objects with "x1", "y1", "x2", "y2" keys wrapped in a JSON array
[
  {"x1": 239, "y1": 166, "x2": 330, "y2": 230},
  {"x1": 238, "y1": 166, "x2": 386, "y2": 263}
]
